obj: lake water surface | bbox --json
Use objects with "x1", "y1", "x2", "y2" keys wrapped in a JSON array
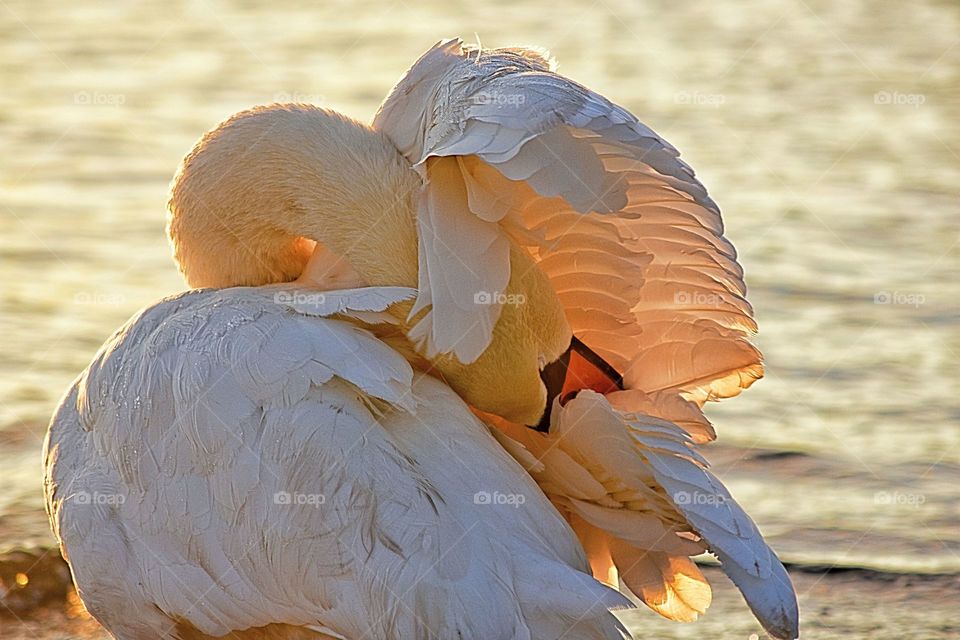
[{"x1": 1, "y1": 0, "x2": 958, "y2": 615}]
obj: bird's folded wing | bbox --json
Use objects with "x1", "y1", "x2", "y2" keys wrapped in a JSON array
[
  {"x1": 373, "y1": 39, "x2": 761, "y2": 441},
  {"x1": 50, "y1": 289, "x2": 634, "y2": 639},
  {"x1": 55, "y1": 289, "x2": 421, "y2": 637}
]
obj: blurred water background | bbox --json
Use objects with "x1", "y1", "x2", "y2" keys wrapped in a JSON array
[{"x1": 1, "y1": 0, "x2": 958, "y2": 635}]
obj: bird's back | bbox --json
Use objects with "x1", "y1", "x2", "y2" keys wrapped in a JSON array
[{"x1": 44, "y1": 286, "x2": 629, "y2": 640}]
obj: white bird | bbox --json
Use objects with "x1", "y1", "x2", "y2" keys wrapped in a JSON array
[
  {"x1": 43, "y1": 108, "x2": 631, "y2": 639},
  {"x1": 44, "y1": 37, "x2": 800, "y2": 639},
  {"x1": 371, "y1": 40, "x2": 800, "y2": 639}
]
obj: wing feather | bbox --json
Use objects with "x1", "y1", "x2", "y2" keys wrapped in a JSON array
[
  {"x1": 406, "y1": 156, "x2": 511, "y2": 361},
  {"x1": 373, "y1": 39, "x2": 762, "y2": 433}
]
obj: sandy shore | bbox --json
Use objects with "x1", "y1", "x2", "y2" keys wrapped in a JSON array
[{"x1": 3, "y1": 562, "x2": 958, "y2": 639}]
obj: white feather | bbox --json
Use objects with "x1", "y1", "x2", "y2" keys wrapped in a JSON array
[{"x1": 44, "y1": 286, "x2": 631, "y2": 640}]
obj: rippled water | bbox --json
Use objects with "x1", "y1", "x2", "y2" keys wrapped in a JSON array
[{"x1": 1, "y1": 0, "x2": 958, "y2": 585}]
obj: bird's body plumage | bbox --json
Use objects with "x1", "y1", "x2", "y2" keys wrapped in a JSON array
[
  {"x1": 45, "y1": 37, "x2": 800, "y2": 640},
  {"x1": 44, "y1": 286, "x2": 629, "y2": 639}
]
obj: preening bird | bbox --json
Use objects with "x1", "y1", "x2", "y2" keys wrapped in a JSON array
[{"x1": 43, "y1": 37, "x2": 799, "y2": 640}]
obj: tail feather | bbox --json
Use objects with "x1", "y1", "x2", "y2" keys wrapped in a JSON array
[
  {"x1": 486, "y1": 391, "x2": 799, "y2": 638},
  {"x1": 552, "y1": 391, "x2": 800, "y2": 639},
  {"x1": 609, "y1": 539, "x2": 712, "y2": 623}
]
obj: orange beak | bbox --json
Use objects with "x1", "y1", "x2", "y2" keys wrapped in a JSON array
[{"x1": 533, "y1": 336, "x2": 624, "y2": 432}]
